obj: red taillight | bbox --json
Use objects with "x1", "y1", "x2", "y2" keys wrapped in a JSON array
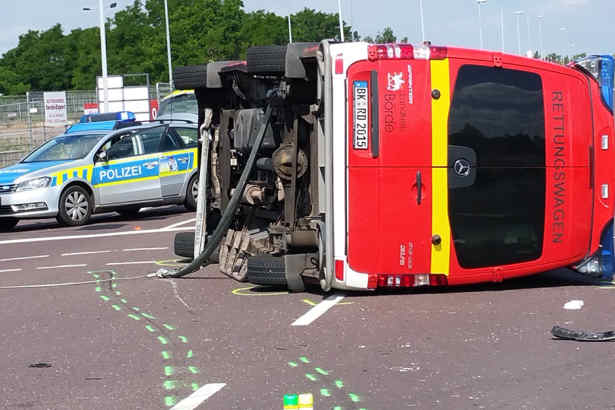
[
  {"x1": 335, "y1": 53, "x2": 344, "y2": 74},
  {"x1": 374, "y1": 273, "x2": 448, "y2": 289},
  {"x1": 367, "y1": 44, "x2": 414, "y2": 61},
  {"x1": 335, "y1": 259, "x2": 344, "y2": 281},
  {"x1": 429, "y1": 46, "x2": 448, "y2": 60}
]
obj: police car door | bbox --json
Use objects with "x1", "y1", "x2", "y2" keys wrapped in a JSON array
[
  {"x1": 94, "y1": 129, "x2": 162, "y2": 205},
  {"x1": 159, "y1": 127, "x2": 197, "y2": 198}
]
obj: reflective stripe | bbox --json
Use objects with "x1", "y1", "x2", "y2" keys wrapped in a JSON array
[
  {"x1": 93, "y1": 175, "x2": 159, "y2": 188},
  {"x1": 430, "y1": 59, "x2": 451, "y2": 275}
]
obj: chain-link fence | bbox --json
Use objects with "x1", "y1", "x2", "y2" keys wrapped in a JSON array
[{"x1": 0, "y1": 86, "x2": 168, "y2": 167}]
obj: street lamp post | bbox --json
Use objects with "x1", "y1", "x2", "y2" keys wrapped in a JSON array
[
  {"x1": 163, "y1": 0, "x2": 173, "y2": 89},
  {"x1": 514, "y1": 10, "x2": 524, "y2": 55},
  {"x1": 477, "y1": 0, "x2": 487, "y2": 49},
  {"x1": 418, "y1": 0, "x2": 425, "y2": 42},
  {"x1": 537, "y1": 15, "x2": 544, "y2": 58},
  {"x1": 337, "y1": 0, "x2": 344, "y2": 42},
  {"x1": 500, "y1": 7, "x2": 505, "y2": 52},
  {"x1": 526, "y1": 13, "x2": 532, "y2": 56}
]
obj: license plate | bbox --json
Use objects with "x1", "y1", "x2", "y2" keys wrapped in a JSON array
[{"x1": 353, "y1": 80, "x2": 369, "y2": 150}]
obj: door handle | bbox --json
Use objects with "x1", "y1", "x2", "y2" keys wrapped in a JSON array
[{"x1": 416, "y1": 171, "x2": 422, "y2": 205}]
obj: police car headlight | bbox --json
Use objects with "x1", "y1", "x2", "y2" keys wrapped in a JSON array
[{"x1": 16, "y1": 177, "x2": 51, "y2": 192}]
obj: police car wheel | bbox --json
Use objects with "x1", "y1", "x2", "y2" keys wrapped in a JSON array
[
  {"x1": 0, "y1": 218, "x2": 18, "y2": 231},
  {"x1": 185, "y1": 175, "x2": 198, "y2": 211},
  {"x1": 57, "y1": 186, "x2": 92, "y2": 226}
]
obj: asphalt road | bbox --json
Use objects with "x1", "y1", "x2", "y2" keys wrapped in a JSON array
[{"x1": 1, "y1": 207, "x2": 615, "y2": 409}]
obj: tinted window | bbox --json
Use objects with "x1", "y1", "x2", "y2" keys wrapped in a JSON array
[
  {"x1": 138, "y1": 127, "x2": 165, "y2": 155},
  {"x1": 105, "y1": 134, "x2": 138, "y2": 160},
  {"x1": 448, "y1": 65, "x2": 545, "y2": 269},
  {"x1": 172, "y1": 127, "x2": 198, "y2": 148}
]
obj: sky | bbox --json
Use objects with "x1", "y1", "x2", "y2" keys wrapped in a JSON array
[{"x1": 1, "y1": 0, "x2": 614, "y2": 58}]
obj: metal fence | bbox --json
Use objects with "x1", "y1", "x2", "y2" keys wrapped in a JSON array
[{"x1": 0, "y1": 85, "x2": 171, "y2": 168}]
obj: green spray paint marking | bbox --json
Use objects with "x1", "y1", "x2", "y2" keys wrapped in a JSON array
[
  {"x1": 288, "y1": 361, "x2": 298, "y2": 368},
  {"x1": 306, "y1": 373, "x2": 318, "y2": 382},
  {"x1": 335, "y1": 380, "x2": 344, "y2": 389},
  {"x1": 320, "y1": 389, "x2": 331, "y2": 397},
  {"x1": 300, "y1": 356, "x2": 310, "y2": 363},
  {"x1": 164, "y1": 380, "x2": 177, "y2": 390},
  {"x1": 88, "y1": 270, "x2": 201, "y2": 408},
  {"x1": 349, "y1": 393, "x2": 360, "y2": 402},
  {"x1": 315, "y1": 367, "x2": 329, "y2": 375}
]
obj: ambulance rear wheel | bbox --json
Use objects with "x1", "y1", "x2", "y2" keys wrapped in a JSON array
[
  {"x1": 0, "y1": 218, "x2": 18, "y2": 231},
  {"x1": 57, "y1": 185, "x2": 92, "y2": 226},
  {"x1": 185, "y1": 175, "x2": 198, "y2": 211}
]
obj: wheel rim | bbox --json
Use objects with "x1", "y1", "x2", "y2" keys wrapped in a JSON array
[
  {"x1": 191, "y1": 179, "x2": 199, "y2": 200},
  {"x1": 64, "y1": 191, "x2": 88, "y2": 222}
]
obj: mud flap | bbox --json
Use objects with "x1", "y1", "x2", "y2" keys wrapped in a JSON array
[{"x1": 284, "y1": 254, "x2": 307, "y2": 292}]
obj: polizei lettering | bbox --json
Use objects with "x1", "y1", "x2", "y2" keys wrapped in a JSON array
[
  {"x1": 100, "y1": 165, "x2": 142, "y2": 182},
  {"x1": 551, "y1": 91, "x2": 566, "y2": 243}
]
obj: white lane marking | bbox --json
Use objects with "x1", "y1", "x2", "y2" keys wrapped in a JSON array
[
  {"x1": 171, "y1": 383, "x2": 226, "y2": 410},
  {"x1": 37, "y1": 264, "x2": 88, "y2": 270},
  {"x1": 0, "y1": 254, "x2": 49, "y2": 262},
  {"x1": 564, "y1": 300, "x2": 584, "y2": 310},
  {"x1": 106, "y1": 261, "x2": 157, "y2": 266},
  {"x1": 61, "y1": 250, "x2": 113, "y2": 256},
  {"x1": 0, "y1": 268, "x2": 22, "y2": 273},
  {"x1": 291, "y1": 294, "x2": 345, "y2": 326},
  {"x1": 122, "y1": 247, "x2": 168, "y2": 252},
  {"x1": 0, "y1": 226, "x2": 194, "y2": 245},
  {"x1": 163, "y1": 218, "x2": 196, "y2": 231}
]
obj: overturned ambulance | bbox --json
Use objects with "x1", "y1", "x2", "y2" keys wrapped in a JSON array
[{"x1": 163, "y1": 41, "x2": 615, "y2": 292}]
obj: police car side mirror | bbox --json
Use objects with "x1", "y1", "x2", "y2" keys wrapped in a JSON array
[{"x1": 96, "y1": 151, "x2": 107, "y2": 162}]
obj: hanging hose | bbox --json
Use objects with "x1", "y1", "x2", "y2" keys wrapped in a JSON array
[{"x1": 158, "y1": 105, "x2": 273, "y2": 279}]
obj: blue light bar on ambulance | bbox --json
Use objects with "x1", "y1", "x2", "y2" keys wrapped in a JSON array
[
  {"x1": 575, "y1": 55, "x2": 614, "y2": 111},
  {"x1": 79, "y1": 111, "x2": 136, "y2": 123}
]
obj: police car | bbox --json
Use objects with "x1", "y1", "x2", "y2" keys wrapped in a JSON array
[{"x1": 0, "y1": 112, "x2": 199, "y2": 230}]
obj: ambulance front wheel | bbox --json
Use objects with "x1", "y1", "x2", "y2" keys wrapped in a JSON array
[
  {"x1": 185, "y1": 175, "x2": 198, "y2": 211},
  {"x1": 57, "y1": 185, "x2": 92, "y2": 226}
]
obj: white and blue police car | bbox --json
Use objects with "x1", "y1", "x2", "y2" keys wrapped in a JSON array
[{"x1": 0, "y1": 112, "x2": 199, "y2": 230}]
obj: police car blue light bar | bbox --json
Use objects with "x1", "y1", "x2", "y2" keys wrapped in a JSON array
[{"x1": 79, "y1": 111, "x2": 137, "y2": 123}]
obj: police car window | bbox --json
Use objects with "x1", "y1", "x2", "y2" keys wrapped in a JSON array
[
  {"x1": 138, "y1": 127, "x2": 165, "y2": 155},
  {"x1": 173, "y1": 127, "x2": 198, "y2": 148},
  {"x1": 22, "y1": 133, "x2": 105, "y2": 162},
  {"x1": 106, "y1": 134, "x2": 137, "y2": 160},
  {"x1": 160, "y1": 131, "x2": 183, "y2": 152}
]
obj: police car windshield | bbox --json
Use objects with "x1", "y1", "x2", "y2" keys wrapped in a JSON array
[
  {"x1": 22, "y1": 133, "x2": 106, "y2": 162},
  {"x1": 158, "y1": 93, "x2": 197, "y2": 117}
]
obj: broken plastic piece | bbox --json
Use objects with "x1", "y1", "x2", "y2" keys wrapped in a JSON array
[{"x1": 551, "y1": 325, "x2": 615, "y2": 341}]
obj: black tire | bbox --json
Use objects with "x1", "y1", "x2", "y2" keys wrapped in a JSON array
[
  {"x1": 173, "y1": 231, "x2": 220, "y2": 263},
  {"x1": 174, "y1": 65, "x2": 208, "y2": 90},
  {"x1": 56, "y1": 185, "x2": 92, "y2": 226},
  {"x1": 116, "y1": 206, "x2": 141, "y2": 218},
  {"x1": 0, "y1": 218, "x2": 18, "y2": 231},
  {"x1": 185, "y1": 174, "x2": 198, "y2": 211},
  {"x1": 246, "y1": 45, "x2": 287, "y2": 75},
  {"x1": 246, "y1": 255, "x2": 288, "y2": 286}
]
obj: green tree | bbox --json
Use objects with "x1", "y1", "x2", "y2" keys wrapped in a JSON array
[{"x1": 375, "y1": 27, "x2": 396, "y2": 43}]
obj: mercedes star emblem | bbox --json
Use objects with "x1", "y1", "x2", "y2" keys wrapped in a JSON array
[{"x1": 454, "y1": 158, "x2": 472, "y2": 177}]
